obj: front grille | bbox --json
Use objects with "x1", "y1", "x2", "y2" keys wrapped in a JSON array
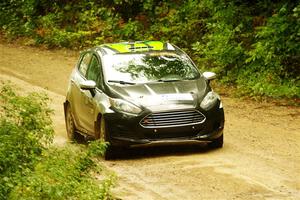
[{"x1": 140, "y1": 109, "x2": 206, "y2": 128}]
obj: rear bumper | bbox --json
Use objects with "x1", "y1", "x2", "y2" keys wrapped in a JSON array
[{"x1": 104, "y1": 107, "x2": 224, "y2": 147}]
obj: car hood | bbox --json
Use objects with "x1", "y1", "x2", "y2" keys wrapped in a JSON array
[{"x1": 108, "y1": 78, "x2": 208, "y2": 112}]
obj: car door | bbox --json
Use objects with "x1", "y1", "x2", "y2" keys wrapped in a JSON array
[
  {"x1": 70, "y1": 52, "x2": 92, "y2": 134},
  {"x1": 76, "y1": 54, "x2": 102, "y2": 134}
]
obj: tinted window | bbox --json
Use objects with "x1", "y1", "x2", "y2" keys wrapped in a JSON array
[
  {"x1": 78, "y1": 53, "x2": 92, "y2": 76},
  {"x1": 86, "y1": 55, "x2": 102, "y2": 88}
]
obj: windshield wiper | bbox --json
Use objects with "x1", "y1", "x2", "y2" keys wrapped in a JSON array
[
  {"x1": 108, "y1": 80, "x2": 136, "y2": 85},
  {"x1": 156, "y1": 79, "x2": 181, "y2": 82}
]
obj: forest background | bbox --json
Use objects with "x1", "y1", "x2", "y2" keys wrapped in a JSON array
[{"x1": 1, "y1": 0, "x2": 299, "y2": 98}]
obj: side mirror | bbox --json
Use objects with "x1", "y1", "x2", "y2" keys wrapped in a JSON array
[
  {"x1": 203, "y1": 71, "x2": 216, "y2": 81},
  {"x1": 80, "y1": 80, "x2": 96, "y2": 97}
]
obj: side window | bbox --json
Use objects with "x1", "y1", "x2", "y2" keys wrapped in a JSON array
[
  {"x1": 78, "y1": 53, "x2": 92, "y2": 77},
  {"x1": 86, "y1": 55, "x2": 102, "y2": 89}
]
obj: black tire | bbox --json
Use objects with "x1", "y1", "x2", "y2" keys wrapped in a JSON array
[
  {"x1": 104, "y1": 145, "x2": 115, "y2": 160},
  {"x1": 96, "y1": 116, "x2": 115, "y2": 160},
  {"x1": 208, "y1": 134, "x2": 223, "y2": 149},
  {"x1": 65, "y1": 104, "x2": 81, "y2": 142}
]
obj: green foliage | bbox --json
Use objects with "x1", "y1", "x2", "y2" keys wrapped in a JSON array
[
  {"x1": 242, "y1": 3, "x2": 300, "y2": 97},
  {"x1": 192, "y1": 0, "x2": 248, "y2": 76},
  {"x1": 9, "y1": 142, "x2": 114, "y2": 200},
  {"x1": 0, "y1": 84, "x2": 114, "y2": 199},
  {"x1": 191, "y1": 0, "x2": 300, "y2": 98},
  {"x1": 0, "y1": 0, "x2": 299, "y2": 98},
  {"x1": 0, "y1": 83, "x2": 54, "y2": 199}
]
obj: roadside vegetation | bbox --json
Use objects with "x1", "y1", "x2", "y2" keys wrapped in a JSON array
[
  {"x1": 0, "y1": 83, "x2": 114, "y2": 200},
  {"x1": 0, "y1": 0, "x2": 299, "y2": 99}
]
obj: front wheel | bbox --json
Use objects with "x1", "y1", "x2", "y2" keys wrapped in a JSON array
[
  {"x1": 96, "y1": 116, "x2": 115, "y2": 160},
  {"x1": 208, "y1": 134, "x2": 223, "y2": 149}
]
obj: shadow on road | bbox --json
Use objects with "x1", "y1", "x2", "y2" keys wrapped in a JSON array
[
  {"x1": 78, "y1": 136, "x2": 222, "y2": 160},
  {"x1": 111, "y1": 144, "x2": 219, "y2": 160}
]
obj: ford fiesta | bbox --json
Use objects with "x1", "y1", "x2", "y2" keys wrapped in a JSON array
[{"x1": 64, "y1": 41, "x2": 224, "y2": 159}]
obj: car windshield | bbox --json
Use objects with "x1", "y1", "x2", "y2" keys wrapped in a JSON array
[{"x1": 102, "y1": 51, "x2": 200, "y2": 84}]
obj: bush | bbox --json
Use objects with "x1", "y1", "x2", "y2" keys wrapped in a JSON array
[
  {"x1": 0, "y1": 84, "x2": 114, "y2": 200},
  {"x1": 9, "y1": 141, "x2": 114, "y2": 200},
  {"x1": 0, "y1": 83, "x2": 54, "y2": 199},
  {"x1": 242, "y1": 3, "x2": 300, "y2": 97},
  {"x1": 0, "y1": 0, "x2": 299, "y2": 98},
  {"x1": 191, "y1": 0, "x2": 300, "y2": 98}
]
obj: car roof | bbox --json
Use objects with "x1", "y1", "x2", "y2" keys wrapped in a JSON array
[{"x1": 93, "y1": 41, "x2": 178, "y2": 55}]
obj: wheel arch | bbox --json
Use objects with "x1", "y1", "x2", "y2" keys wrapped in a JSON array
[
  {"x1": 93, "y1": 100, "x2": 109, "y2": 125},
  {"x1": 96, "y1": 112, "x2": 102, "y2": 123},
  {"x1": 64, "y1": 100, "x2": 80, "y2": 129}
]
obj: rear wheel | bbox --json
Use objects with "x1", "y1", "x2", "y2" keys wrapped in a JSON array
[
  {"x1": 66, "y1": 104, "x2": 77, "y2": 141},
  {"x1": 208, "y1": 134, "x2": 223, "y2": 149}
]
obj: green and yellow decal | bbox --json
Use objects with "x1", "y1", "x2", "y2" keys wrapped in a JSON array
[{"x1": 103, "y1": 41, "x2": 166, "y2": 53}]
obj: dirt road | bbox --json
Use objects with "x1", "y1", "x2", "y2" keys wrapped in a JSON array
[{"x1": 1, "y1": 41, "x2": 299, "y2": 199}]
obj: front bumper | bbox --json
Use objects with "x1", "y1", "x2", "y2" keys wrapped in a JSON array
[{"x1": 104, "y1": 106, "x2": 225, "y2": 148}]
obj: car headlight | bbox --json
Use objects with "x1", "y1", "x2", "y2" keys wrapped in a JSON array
[
  {"x1": 109, "y1": 98, "x2": 142, "y2": 115},
  {"x1": 200, "y1": 91, "x2": 220, "y2": 110}
]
